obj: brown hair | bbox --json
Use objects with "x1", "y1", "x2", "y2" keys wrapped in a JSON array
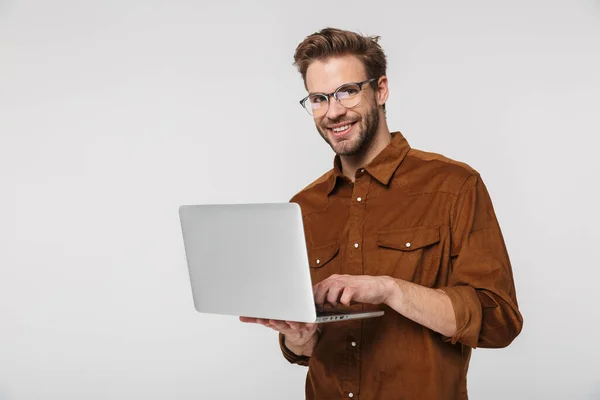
[{"x1": 293, "y1": 27, "x2": 387, "y2": 92}]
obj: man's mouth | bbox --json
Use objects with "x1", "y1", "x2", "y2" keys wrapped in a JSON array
[{"x1": 328, "y1": 122, "x2": 357, "y2": 137}]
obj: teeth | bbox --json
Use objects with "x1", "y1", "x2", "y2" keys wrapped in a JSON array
[{"x1": 332, "y1": 124, "x2": 351, "y2": 132}]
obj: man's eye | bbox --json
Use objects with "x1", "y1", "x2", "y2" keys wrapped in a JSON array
[
  {"x1": 310, "y1": 95, "x2": 328, "y2": 104},
  {"x1": 337, "y1": 89, "x2": 358, "y2": 99}
]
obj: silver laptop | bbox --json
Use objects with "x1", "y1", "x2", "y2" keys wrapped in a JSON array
[{"x1": 178, "y1": 202, "x2": 384, "y2": 323}]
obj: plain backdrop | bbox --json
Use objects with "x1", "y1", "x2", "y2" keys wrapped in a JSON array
[{"x1": 1, "y1": 0, "x2": 600, "y2": 399}]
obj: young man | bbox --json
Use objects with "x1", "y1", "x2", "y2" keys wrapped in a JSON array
[{"x1": 241, "y1": 27, "x2": 523, "y2": 400}]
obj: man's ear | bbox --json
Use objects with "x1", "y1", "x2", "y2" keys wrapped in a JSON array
[{"x1": 377, "y1": 75, "x2": 389, "y2": 107}]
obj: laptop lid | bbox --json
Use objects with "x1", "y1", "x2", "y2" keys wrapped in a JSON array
[{"x1": 178, "y1": 202, "x2": 318, "y2": 323}]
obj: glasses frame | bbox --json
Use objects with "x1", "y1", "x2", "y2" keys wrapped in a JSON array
[{"x1": 299, "y1": 77, "x2": 379, "y2": 116}]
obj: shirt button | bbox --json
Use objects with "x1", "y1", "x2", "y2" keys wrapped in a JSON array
[
  {"x1": 349, "y1": 394, "x2": 354, "y2": 398},
  {"x1": 406, "y1": 242, "x2": 411, "y2": 248},
  {"x1": 316, "y1": 259, "x2": 320, "y2": 264},
  {"x1": 354, "y1": 243, "x2": 359, "y2": 248},
  {"x1": 356, "y1": 197, "x2": 362, "y2": 202},
  {"x1": 351, "y1": 341, "x2": 356, "y2": 347}
]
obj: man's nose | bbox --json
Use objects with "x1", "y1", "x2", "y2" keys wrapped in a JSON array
[{"x1": 325, "y1": 97, "x2": 347, "y2": 121}]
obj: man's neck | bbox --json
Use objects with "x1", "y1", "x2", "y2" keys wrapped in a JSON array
[{"x1": 340, "y1": 126, "x2": 391, "y2": 182}]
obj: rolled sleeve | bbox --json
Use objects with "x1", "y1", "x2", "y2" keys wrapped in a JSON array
[
  {"x1": 440, "y1": 173, "x2": 524, "y2": 349},
  {"x1": 279, "y1": 333, "x2": 310, "y2": 366},
  {"x1": 439, "y1": 285, "x2": 482, "y2": 348}
]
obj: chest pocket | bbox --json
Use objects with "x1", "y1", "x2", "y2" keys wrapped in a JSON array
[
  {"x1": 307, "y1": 240, "x2": 340, "y2": 284},
  {"x1": 374, "y1": 226, "x2": 442, "y2": 287}
]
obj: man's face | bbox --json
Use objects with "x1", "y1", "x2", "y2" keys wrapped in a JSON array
[{"x1": 305, "y1": 55, "x2": 380, "y2": 157}]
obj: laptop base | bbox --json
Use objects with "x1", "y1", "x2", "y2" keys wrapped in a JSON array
[{"x1": 315, "y1": 310, "x2": 385, "y2": 323}]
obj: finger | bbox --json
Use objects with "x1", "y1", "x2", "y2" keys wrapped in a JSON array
[
  {"x1": 286, "y1": 321, "x2": 301, "y2": 331},
  {"x1": 302, "y1": 322, "x2": 318, "y2": 334},
  {"x1": 268, "y1": 320, "x2": 291, "y2": 331},
  {"x1": 313, "y1": 282, "x2": 331, "y2": 311},
  {"x1": 339, "y1": 287, "x2": 356, "y2": 306},
  {"x1": 326, "y1": 282, "x2": 344, "y2": 307},
  {"x1": 239, "y1": 317, "x2": 258, "y2": 323},
  {"x1": 287, "y1": 321, "x2": 314, "y2": 331},
  {"x1": 256, "y1": 318, "x2": 272, "y2": 327}
]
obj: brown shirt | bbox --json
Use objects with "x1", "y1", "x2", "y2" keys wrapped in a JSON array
[{"x1": 278, "y1": 131, "x2": 523, "y2": 400}]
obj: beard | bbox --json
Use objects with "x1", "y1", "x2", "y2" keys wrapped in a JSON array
[{"x1": 316, "y1": 100, "x2": 380, "y2": 157}]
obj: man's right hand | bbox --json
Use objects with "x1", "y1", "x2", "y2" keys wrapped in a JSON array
[{"x1": 239, "y1": 316, "x2": 319, "y2": 357}]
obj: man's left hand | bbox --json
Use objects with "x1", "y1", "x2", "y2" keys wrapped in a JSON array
[{"x1": 313, "y1": 274, "x2": 393, "y2": 310}]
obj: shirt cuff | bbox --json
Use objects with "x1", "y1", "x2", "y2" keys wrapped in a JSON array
[
  {"x1": 438, "y1": 285, "x2": 483, "y2": 348},
  {"x1": 279, "y1": 332, "x2": 310, "y2": 366}
]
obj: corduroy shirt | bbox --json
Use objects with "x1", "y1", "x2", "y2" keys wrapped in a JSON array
[{"x1": 279, "y1": 131, "x2": 523, "y2": 400}]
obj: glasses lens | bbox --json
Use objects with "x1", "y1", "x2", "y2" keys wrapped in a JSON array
[
  {"x1": 305, "y1": 94, "x2": 328, "y2": 117},
  {"x1": 335, "y1": 83, "x2": 361, "y2": 108}
]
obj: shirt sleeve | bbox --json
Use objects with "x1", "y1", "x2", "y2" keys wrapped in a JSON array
[
  {"x1": 279, "y1": 332, "x2": 310, "y2": 366},
  {"x1": 438, "y1": 173, "x2": 523, "y2": 349}
]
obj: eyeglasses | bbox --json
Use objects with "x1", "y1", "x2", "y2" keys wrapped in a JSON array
[{"x1": 299, "y1": 77, "x2": 378, "y2": 117}]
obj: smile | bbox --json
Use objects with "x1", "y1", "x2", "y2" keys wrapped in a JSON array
[
  {"x1": 328, "y1": 122, "x2": 357, "y2": 137},
  {"x1": 333, "y1": 124, "x2": 351, "y2": 132}
]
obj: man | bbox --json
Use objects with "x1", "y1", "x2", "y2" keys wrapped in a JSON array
[{"x1": 241, "y1": 27, "x2": 523, "y2": 400}]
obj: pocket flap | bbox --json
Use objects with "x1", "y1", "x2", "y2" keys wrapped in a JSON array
[
  {"x1": 377, "y1": 227, "x2": 440, "y2": 251},
  {"x1": 309, "y1": 241, "x2": 339, "y2": 268}
]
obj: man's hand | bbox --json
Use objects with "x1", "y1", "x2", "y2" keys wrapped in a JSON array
[
  {"x1": 239, "y1": 317, "x2": 319, "y2": 357},
  {"x1": 313, "y1": 274, "x2": 392, "y2": 310}
]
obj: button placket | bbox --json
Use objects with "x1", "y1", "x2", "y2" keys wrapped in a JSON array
[
  {"x1": 342, "y1": 172, "x2": 369, "y2": 398},
  {"x1": 347, "y1": 176, "x2": 367, "y2": 272}
]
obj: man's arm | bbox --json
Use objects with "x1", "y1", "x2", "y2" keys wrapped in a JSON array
[
  {"x1": 313, "y1": 274, "x2": 457, "y2": 338},
  {"x1": 240, "y1": 317, "x2": 319, "y2": 365},
  {"x1": 383, "y1": 278, "x2": 457, "y2": 338},
  {"x1": 313, "y1": 173, "x2": 523, "y2": 349},
  {"x1": 436, "y1": 173, "x2": 523, "y2": 348}
]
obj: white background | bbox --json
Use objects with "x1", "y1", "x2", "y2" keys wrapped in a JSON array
[{"x1": 1, "y1": 1, "x2": 600, "y2": 399}]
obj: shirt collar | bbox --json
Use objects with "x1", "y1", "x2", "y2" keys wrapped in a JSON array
[{"x1": 326, "y1": 131, "x2": 411, "y2": 195}]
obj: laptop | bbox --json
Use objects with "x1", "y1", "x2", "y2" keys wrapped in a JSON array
[{"x1": 178, "y1": 202, "x2": 384, "y2": 323}]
